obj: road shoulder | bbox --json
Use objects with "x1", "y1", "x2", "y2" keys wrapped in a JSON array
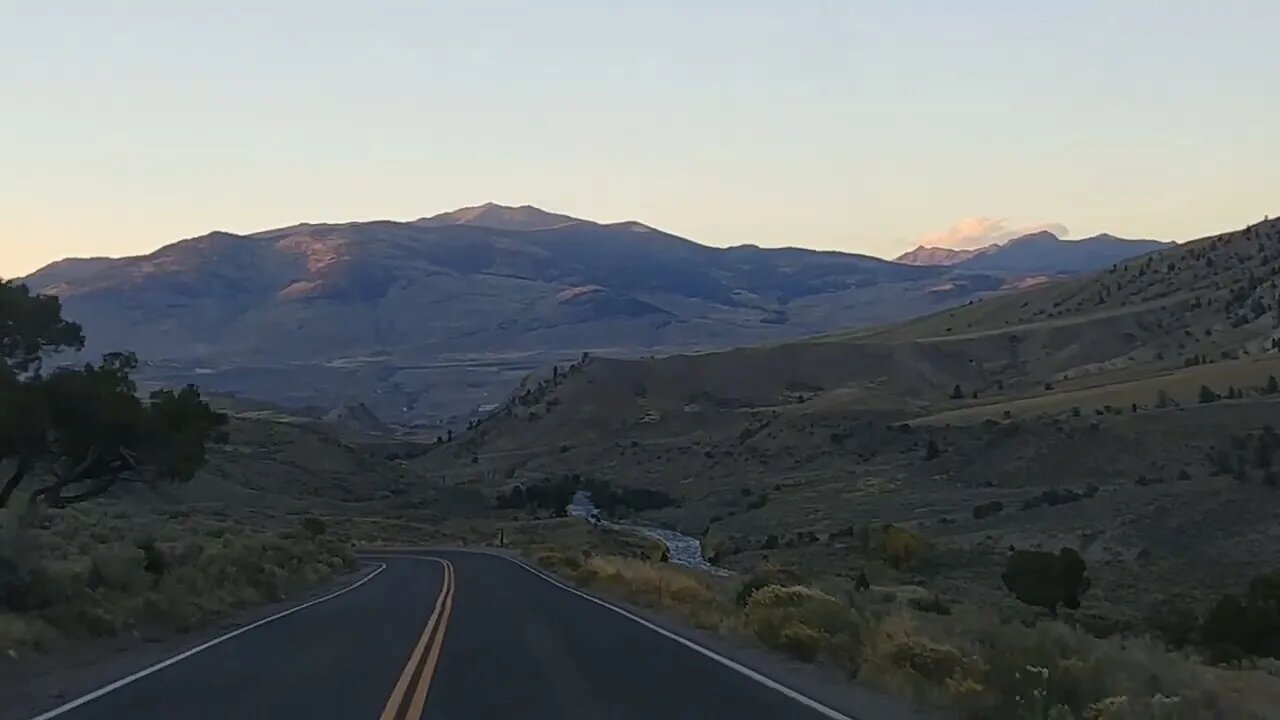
[
  {"x1": 505, "y1": 552, "x2": 941, "y2": 720},
  {"x1": 0, "y1": 563, "x2": 382, "y2": 720}
]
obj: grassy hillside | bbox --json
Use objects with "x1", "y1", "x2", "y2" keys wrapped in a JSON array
[
  {"x1": 420, "y1": 215, "x2": 1280, "y2": 671},
  {"x1": 0, "y1": 409, "x2": 476, "y2": 657},
  {"x1": 473, "y1": 215, "x2": 1280, "y2": 437}
]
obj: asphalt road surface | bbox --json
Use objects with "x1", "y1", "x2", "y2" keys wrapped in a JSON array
[{"x1": 25, "y1": 550, "x2": 922, "y2": 720}]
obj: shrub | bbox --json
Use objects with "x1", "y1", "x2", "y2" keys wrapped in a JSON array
[
  {"x1": 744, "y1": 584, "x2": 863, "y2": 674},
  {"x1": 735, "y1": 565, "x2": 804, "y2": 606},
  {"x1": 876, "y1": 525, "x2": 930, "y2": 570},
  {"x1": 0, "y1": 531, "x2": 354, "y2": 653},
  {"x1": 301, "y1": 516, "x2": 328, "y2": 537},
  {"x1": 1144, "y1": 596, "x2": 1201, "y2": 649},
  {"x1": 87, "y1": 546, "x2": 150, "y2": 594},
  {"x1": 867, "y1": 614, "x2": 967, "y2": 685},
  {"x1": 909, "y1": 594, "x2": 952, "y2": 616},
  {"x1": 135, "y1": 538, "x2": 168, "y2": 580},
  {"x1": 972, "y1": 500, "x2": 1004, "y2": 520}
]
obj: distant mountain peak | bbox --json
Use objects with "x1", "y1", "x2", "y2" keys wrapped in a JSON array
[
  {"x1": 415, "y1": 203, "x2": 587, "y2": 231},
  {"x1": 894, "y1": 243, "x2": 1000, "y2": 266},
  {"x1": 1003, "y1": 230, "x2": 1061, "y2": 246}
]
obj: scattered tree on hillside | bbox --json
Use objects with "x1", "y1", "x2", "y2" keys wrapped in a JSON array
[
  {"x1": 924, "y1": 438, "x2": 941, "y2": 461},
  {"x1": 1198, "y1": 385, "x2": 1220, "y2": 404},
  {"x1": 1001, "y1": 547, "x2": 1091, "y2": 616},
  {"x1": 1267, "y1": 375, "x2": 1280, "y2": 396},
  {"x1": 1201, "y1": 571, "x2": 1280, "y2": 662},
  {"x1": 1257, "y1": 440, "x2": 1274, "y2": 470},
  {"x1": 949, "y1": 384, "x2": 963, "y2": 400},
  {"x1": 0, "y1": 281, "x2": 227, "y2": 511}
]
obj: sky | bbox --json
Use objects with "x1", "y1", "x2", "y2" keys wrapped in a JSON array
[{"x1": 3, "y1": 1, "x2": 1278, "y2": 277}]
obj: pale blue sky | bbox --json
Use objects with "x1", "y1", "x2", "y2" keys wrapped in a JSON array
[{"x1": 3, "y1": 1, "x2": 1278, "y2": 277}]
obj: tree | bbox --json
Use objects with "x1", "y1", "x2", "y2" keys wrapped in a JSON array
[
  {"x1": 1257, "y1": 440, "x2": 1274, "y2": 470},
  {"x1": 1201, "y1": 572, "x2": 1280, "y2": 661},
  {"x1": 0, "y1": 281, "x2": 84, "y2": 375},
  {"x1": 949, "y1": 384, "x2": 964, "y2": 400},
  {"x1": 1198, "y1": 385, "x2": 1219, "y2": 404},
  {"x1": 1001, "y1": 547, "x2": 1091, "y2": 616},
  {"x1": 924, "y1": 438, "x2": 941, "y2": 461},
  {"x1": 0, "y1": 282, "x2": 227, "y2": 510},
  {"x1": 1267, "y1": 375, "x2": 1280, "y2": 396}
]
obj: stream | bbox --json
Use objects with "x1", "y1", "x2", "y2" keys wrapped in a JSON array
[{"x1": 567, "y1": 491, "x2": 729, "y2": 575}]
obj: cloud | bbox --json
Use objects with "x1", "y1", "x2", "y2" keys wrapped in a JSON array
[{"x1": 920, "y1": 217, "x2": 1069, "y2": 249}]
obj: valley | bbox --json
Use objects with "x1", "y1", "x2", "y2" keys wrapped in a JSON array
[
  {"x1": 394, "y1": 215, "x2": 1280, "y2": 716},
  {"x1": 7, "y1": 212, "x2": 1280, "y2": 719}
]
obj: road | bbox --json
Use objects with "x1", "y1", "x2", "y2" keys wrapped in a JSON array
[{"x1": 24, "y1": 550, "x2": 923, "y2": 720}]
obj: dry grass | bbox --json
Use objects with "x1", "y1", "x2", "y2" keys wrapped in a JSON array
[
  {"x1": 534, "y1": 550, "x2": 734, "y2": 632},
  {"x1": 532, "y1": 547, "x2": 1280, "y2": 719},
  {"x1": 862, "y1": 607, "x2": 1280, "y2": 719},
  {"x1": 0, "y1": 520, "x2": 354, "y2": 656}
]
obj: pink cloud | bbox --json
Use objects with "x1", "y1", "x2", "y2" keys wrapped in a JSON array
[{"x1": 920, "y1": 217, "x2": 1069, "y2": 249}]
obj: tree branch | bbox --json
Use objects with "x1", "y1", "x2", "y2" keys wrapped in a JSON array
[
  {"x1": 33, "y1": 445, "x2": 102, "y2": 505},
  {"x1": 0, "y1": 455, "x2": 29, "y2": 509},
  {"x1": 47, "y1": 478, "x2": 118, "y2": 507}
]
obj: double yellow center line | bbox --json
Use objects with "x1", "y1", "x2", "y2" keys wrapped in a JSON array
[{"x1": 379, "y1": 559, "x2": 456, "y2": 720}]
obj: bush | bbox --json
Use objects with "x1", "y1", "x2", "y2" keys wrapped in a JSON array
[
  {"x1": 875, "y1": 525, "x2": 930, "y2": 570},
  {"x1": 866, "y1": 611, "x2": 1261, "y2": 720},
  {"x1": 87, "y1": 546, "x2": 150, "y2": 594},
  {"x1": 735, "y1": 565, "x2": 804, "y2": 606},
  {"x1": 744, "y1": 584, "x2": 863, "y2": 674},
  {"x1": 909, "y1": 594, "x2": 952, "y2": 616},
  {"x1": 0, "y1": 531, "x2": 354, "y2": 653},
  {"x1": 301, "y1": 516, "x2": 328, "y2": 537},
  {"x1": 1144, "y1": 596, "x2": 1201, "y2": 649},
  {"x1": 867, "y1": 614, "x2": 968, "y2": 685},
  {"x1": 972, "y1": 500, "x2": 1004, "y2": 520}
]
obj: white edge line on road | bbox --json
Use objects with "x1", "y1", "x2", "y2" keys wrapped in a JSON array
[
  {"x1": 368, "y1": 550, "x2": 860, "y2": 720},
  {"x1": 497, "y1": 554, "x2": 861, "y2": 720},
  {"x1": 26, "y1": 562, "x2": 388, "y2": 720}
]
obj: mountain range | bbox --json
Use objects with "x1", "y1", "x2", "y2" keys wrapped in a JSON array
[
  {"x1": 894, "y1": 231, "x2": 1171, "y2": 273},
  {"x1": 22, "y1": 203, "x2": 1170, "y2": 427}
]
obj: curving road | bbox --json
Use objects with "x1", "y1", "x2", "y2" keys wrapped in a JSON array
[{"x1": 22, "y1": 551, "x2": 925, "y2": 720}]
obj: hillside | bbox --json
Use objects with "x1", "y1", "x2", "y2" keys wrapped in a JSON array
[
  {"x1": 23, "y1": 205, "x2": 1020, "y2": 427},
  {"x1": 432, "y1": 214, "x2": 1280, "y2": 635},
  {"x1": 492, "y1": 217, "x2": 1276, "y2": 424}
]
